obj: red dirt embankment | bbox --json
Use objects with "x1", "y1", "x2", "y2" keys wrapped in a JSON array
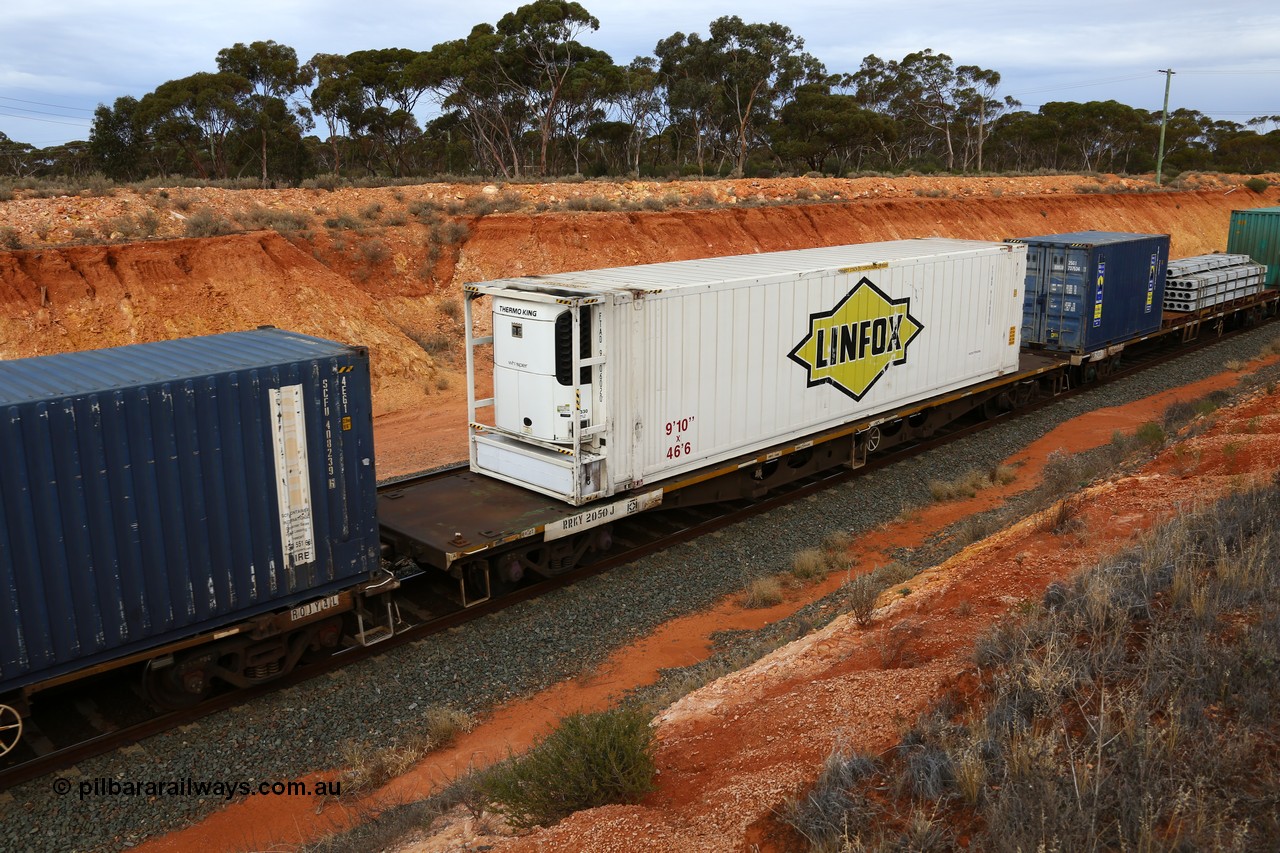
[{"x1": 2, "y1": 178, "x2": 1277, "y2": 430}]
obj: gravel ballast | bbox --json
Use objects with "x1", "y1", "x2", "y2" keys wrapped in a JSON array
[{"x1": 4, "y1": 325, "x2": 1279, "y2": 852}]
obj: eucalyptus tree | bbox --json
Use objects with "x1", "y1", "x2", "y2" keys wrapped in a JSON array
[
  {"x1": 611, "y1": 57, "x2": 664, "y2": 176},
  {"x1": 850, "y1": 50, "x2": 1008, "y2": 171},
  {"x1": 0, "y1": 132, "x2": 36, "y2": 177},
  {"x1": 419, "y1": 25, "x2": 531, "y2": 177},
  {"x1": 494, "y1": 0, "x2": 604, "y2": 176},
  {"x1": 707, "y1": 16, "x2": 823, "y2": 176},
  {"x1": 559, "y1": 50, "x2": 622, "y2": 174},
  {"x1": 657, "y1": 17, "x2": 822, "y2": 176},
  {"x1": 1039, "y1": 100, "x2": 1151, "y2": 172},
  {"x1": 89, "y1": 95, "x2": 147, "y2": 180},
  {"x1": 216, "y1": 40, "x2": 314, "y2": 185},
  {"x1": 772, "y1": 83, "x2": 894, "y2": 174},
  {"x1": 953, "y1": 65, "x2": 1018, "y2": 171},
  {"x1": 983, "y1": 110, "x2": 1061, "y2": 171},
  {"x1": 344, "y1": 48, "x2": 431, "y2": 175},
  {"x1": 655, "y1": 30, "x2": 721, "y2": 173},
  {"x1": 306, "y1": 53, "x2": 364, "y2": 175},
  {"x1": 139, "y1": 71, "x2": 251, "y2": 179}
]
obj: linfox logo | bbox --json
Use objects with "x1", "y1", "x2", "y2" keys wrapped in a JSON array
[{"x1": 787, "y1": 277, "x2": 923, "y2": 401}]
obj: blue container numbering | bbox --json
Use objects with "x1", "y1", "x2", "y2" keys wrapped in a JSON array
[{"x1": 1009, "y1": 231, "x2": 1170, "y2": 355}]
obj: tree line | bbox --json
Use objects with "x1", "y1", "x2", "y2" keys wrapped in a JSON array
[{"x1": 3, "y1": 0, "x2": 1279, "y2": 184}]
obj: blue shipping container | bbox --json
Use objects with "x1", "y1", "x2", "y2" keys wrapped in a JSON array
[
  {"x1": 1008, "y1": 231, "x2": 1169, "y2": 354},
  {"x1": 0, "y1": 328, "x2": 380, "y2": 695}
]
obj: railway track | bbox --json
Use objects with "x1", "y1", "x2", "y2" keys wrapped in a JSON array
[{"x1": 0, "y1": 315, "x2": 1270, "y2": 792}]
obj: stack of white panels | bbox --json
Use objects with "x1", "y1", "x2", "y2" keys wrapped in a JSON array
[{"x1": 1163, "y1": 254, "x2": 1267, "y2": 312}]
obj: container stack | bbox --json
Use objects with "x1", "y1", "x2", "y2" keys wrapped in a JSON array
[{"x1": 1163, "y1": 254, "x2": 1267, "y2": 312}]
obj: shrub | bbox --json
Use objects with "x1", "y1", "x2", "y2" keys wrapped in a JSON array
[
  {"x1": 1244, "y1": 177, "x2": 1270, "y2": 193},
  {"x1": 438, "y1": 297, "x2": 463, "y2": 321},
  {"x1": 244, "y1": 206, "x2": 312, "y2": 233},
  {"x1": 411, "y1": 330, "x2": 452, "y2": 358},
  {"x1": 341, "y1": 706, "x2": 470, "y2": 794},
  {"x1": 493, "y1": 190, "x2": 524, "y2": 212},
  {"x1": 479, "y1": 709, "x2": 656, "y2": 828},
  {"x1": 408, "y1": 199, "x2": 442, "y2": 222},
  {"x1": 438, "y1": 220, "x2": 469, "y2": 245},
  {"x1": 791, "y1": 548, "x2": 829, "y2": 582},
  {"x1": 1134, "y1": 420, "x2": 1166, "y2": 448},
  {"x1": 184, "y1": 209, "x2": 235, "y2": 237},
  {"x1": 781, "y1": 749, "x2": 881, "y2": 850},
  {"x1": 463, "y1": 195, "x2": 497, "y2": 216},
  {"x1": 0, "y1": 226, "x2": 21, "y2": 250},
  {"x1": 821, "y1": 530, "x2": 854, "y2": 554},
  {"x1": 324, "y1": 212, "x2": 362, "y2": 231},
  {"x1": 744, "y1": 575, "x2": 784, "y2": 608},
  {"x1": 845, "y1": 574, "x2": 881, "y2": 626},
  {"x1": 359, "y1": 238, "x2": 391, "y2": 266},
  {"x1": 359, "y1": 202, "x2": 383, "y2": 221},
  {"x1": 928, "y1": 469, "x2": 992, "y2": 501}
]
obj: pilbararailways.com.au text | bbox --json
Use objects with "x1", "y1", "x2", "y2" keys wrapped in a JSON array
[{"x1": 55, "y1": 776, "x2": 341, "y2": 801}]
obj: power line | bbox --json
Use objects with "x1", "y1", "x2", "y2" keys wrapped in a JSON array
[
  {"x1": 0, "y1": 103, "x2": 96, "y2": 120},
  {"x1": 0, "y1": 111, "x2": 91, "y2": 128},
  {"x1": 1177, "y1": 70, "x2": 1280, "y2": 75},
  {"x1": 0, "y1": 95, "x2": 95, "y2": 113},
  {"x1": 1007, "y1": 73, "x2": 1154, "y2": 97}
]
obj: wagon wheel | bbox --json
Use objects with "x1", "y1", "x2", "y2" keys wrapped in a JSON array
[
  {"x1": 0, "y1": 704, "x2": 22, "y2": 757},
  {"x1": 142, "y1": 655, "x2": 213, "y2": 710}
]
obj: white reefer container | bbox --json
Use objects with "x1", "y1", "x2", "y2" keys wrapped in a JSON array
[{"x1": 465, "y1": 238, "x2": 1027, "y2": 505}]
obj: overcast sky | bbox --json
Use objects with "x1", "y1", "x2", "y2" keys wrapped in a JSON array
[{"x1": 3, "y1": 0, "x2": 1279, "y2": 148}]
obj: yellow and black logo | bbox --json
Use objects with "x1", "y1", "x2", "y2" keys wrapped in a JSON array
[{"x1": 787, "y1": 277, "x2": 923, "y2": 401}]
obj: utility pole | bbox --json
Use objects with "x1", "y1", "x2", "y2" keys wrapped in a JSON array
[{"x1": 1156, "y1": 69, "x2": 1175, "y2": 186}]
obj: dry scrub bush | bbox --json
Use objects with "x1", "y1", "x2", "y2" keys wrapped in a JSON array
[
  {"x1": 340, "y1": 706, "x2": 472, "y2": 794},
  {"x1": 324, "y1": 212, "x2": 362, "y2": 231},
  {"x1": 791, "y1": 483, "x2": 1280, "y2": 851},
  {"x1": 183, "y1": 209, "x2": 235, "y2": 238},
  {"x1": 237, "y1": 204, "x2": 312, "y2": 233},
  {"x1": 744, "y1": 576, "x2": 783, "y2": 608},
  {"x1": 842, "y1": 561, "x2": 915, "y2": 627},
  {"x1": 781, "y1": 750, "x2": 881, "y2": 851},
  {"x1": 791, "y1": 548, "x2": 830, "y2": 582},
  {"x1": 479, "y1": 709, "x2": 656, "y2": 829},
  {"x1": 845, "y1": 575, "x2": 881, "y2": 626},
  {"x1": 0, "y1": 226, "x2": 21, "y2": 250},
  {"x1": 358, "y1": 238, "x2": 391, "y2": 266}
]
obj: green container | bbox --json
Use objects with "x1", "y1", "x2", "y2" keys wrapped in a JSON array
[{"x1": 1227, "y1": 206, "x2": 1280, "y2": 288}]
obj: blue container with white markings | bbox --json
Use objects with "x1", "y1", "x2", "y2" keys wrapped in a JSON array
[
  {"x1": 1007, "y1": 231, "x2": 1169, "y2": 354},
  {"x1": 0, "y1": 328, "x2": 379, "y2": 695}
]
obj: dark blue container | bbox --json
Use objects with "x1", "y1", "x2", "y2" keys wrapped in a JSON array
[
  {"x1": 0, "y1": 328, "x2": 379, "y2": 695},
  {"x1": 1008, "y1": 232, "x2": 1170, "y2": 354}
]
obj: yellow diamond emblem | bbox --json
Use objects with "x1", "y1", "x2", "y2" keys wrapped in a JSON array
[{"x1": 787, "y1": 277, "x2": 923, "y2": 401}]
